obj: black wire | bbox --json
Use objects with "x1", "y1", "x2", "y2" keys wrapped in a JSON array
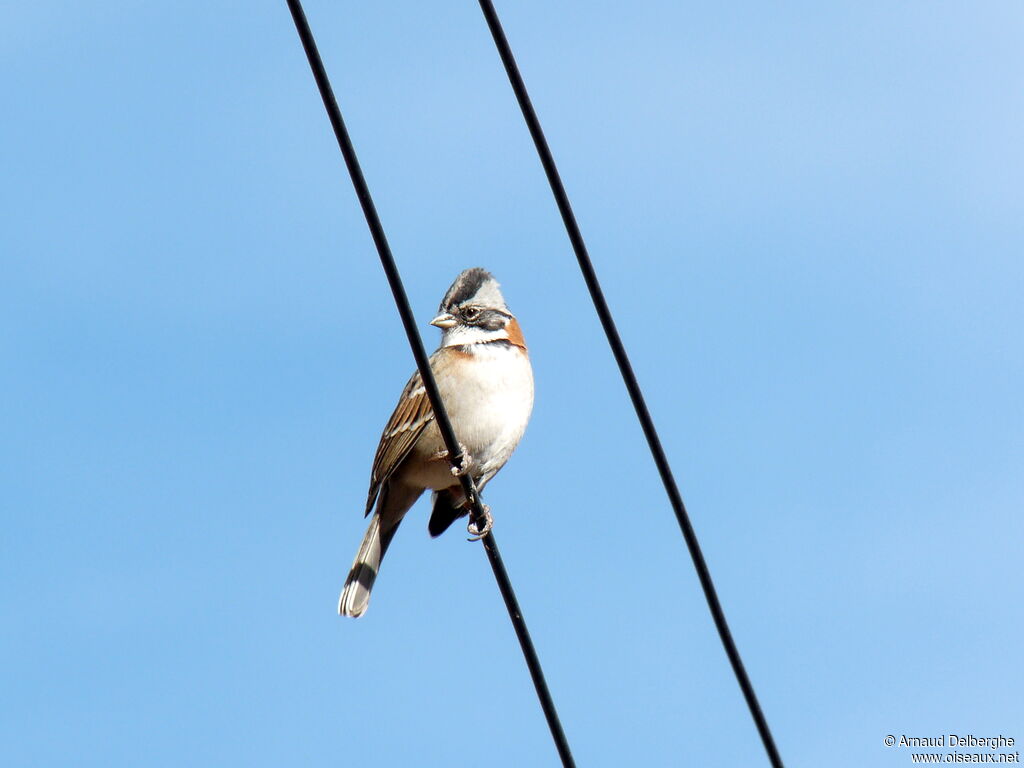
[
  {"x1": 475, "y1": 2, "x2": 784, "y2": 766},
  {"x1": 284, "y1": 2, "x2": 575, "y2": 766}
]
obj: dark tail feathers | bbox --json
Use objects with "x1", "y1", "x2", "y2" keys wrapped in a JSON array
[{"x1": 428, "y1": 489, "x2": 467, "y2": 537}]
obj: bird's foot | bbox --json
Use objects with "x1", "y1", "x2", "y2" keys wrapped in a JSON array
[
  {"x1": 430, "y1": 445, "x2": 473, "y2": 477},
  {"x1": 449, "y1": 446, "x2": 473, "y2": 477},
  {"x1": 467, "y1": 505, "x2": 493, "y2": 541}
]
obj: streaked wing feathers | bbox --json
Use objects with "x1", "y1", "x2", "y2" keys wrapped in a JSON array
[{"x1": 364, "y1": 368, "x2": 434, "y2": 515}]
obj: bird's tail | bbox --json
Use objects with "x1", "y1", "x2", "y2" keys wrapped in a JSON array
[{"x1": 339, "y1": 514, "x2": 386, "y2": 618}]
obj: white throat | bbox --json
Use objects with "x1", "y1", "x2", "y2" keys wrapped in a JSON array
[{"x1": 438, "y1": 324, "x2": 509, "y2": 348}]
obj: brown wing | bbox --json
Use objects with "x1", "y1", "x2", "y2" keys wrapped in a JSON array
[{"x1": 364, "y1": 367, "x2": 435, "y2": 515}]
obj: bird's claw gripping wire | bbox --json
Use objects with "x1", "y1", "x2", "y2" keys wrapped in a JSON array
[
  {"x1": 433, "y1": 445, "x2": 473, "y2": 477},
  {"x1": 450, "y1": 448, "x2": 473, "y2": 477},
  {"x1": 467, "y1": 504, "x2": 493, "y2": 541}
]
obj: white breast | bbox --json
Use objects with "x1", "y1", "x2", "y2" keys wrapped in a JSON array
[{"x1": 435, "y1": 343, "x2": 534, "y2": 487}]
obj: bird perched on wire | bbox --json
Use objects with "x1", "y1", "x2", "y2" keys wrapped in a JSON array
[{"x1": 339, "y1": 268, "x2": 534, "y2": 617}]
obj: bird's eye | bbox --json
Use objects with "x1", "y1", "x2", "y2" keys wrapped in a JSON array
[{"x1": 463, "y1": 307, "x2": 481, "y2": 322}]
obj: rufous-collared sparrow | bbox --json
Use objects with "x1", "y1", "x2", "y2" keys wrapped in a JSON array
[{"x1": 338, "y1": 268, "x2": 534, "y2": 617}]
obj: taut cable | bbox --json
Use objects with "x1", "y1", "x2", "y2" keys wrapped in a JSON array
[
  {"x1": 284, "y1": 2, "x2": 575, "y2": 765},
  {"x1": 475, "y1": 2, "x2": 784, "y2": 765}
]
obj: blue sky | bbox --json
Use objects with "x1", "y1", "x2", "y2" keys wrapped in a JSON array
[{"x1": 2, "y1": 2, "x2": 1022, "y2": 766}]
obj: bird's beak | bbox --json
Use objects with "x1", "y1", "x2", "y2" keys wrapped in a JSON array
[{"x1": 430, "y1": 312, "x2": 457, "y2": 329}]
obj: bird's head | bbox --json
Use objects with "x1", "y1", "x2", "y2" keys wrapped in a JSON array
[{"x1": 430, "y1": 267, "x2": 524, "y2": 349}]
